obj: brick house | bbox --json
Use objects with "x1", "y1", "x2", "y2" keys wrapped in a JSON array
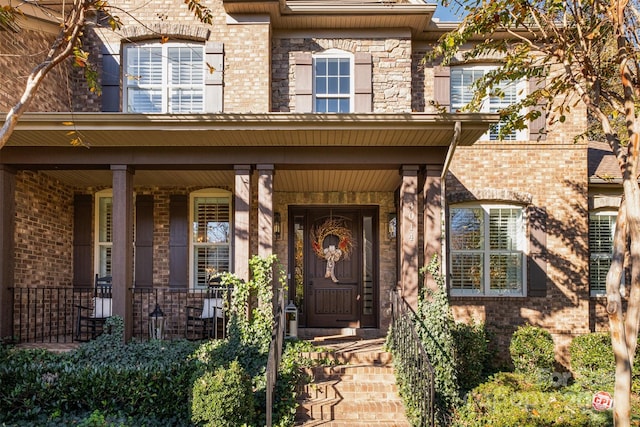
[{"x1": 0, "y1": 0, "x2": 601, "y2": 361}]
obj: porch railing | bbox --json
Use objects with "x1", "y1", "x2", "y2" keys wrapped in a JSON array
[
  {"x1": 389, "y1": 289, "x2": 435, "y2": 427},
  {"x1": 10, "y1": 286, "x2": 232, "y2": 343},
  {"x1": 265, "y1": 285, "x2": 285, "y2": 427}
]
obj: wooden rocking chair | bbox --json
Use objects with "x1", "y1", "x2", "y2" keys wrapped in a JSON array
[{"x1": 75, "y1": 274, "x2": 113, "y2": 341}]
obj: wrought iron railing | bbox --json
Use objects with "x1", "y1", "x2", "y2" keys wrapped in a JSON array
[
  {"x1": 389, "y1": 289, "x2": 435, "y2": 427},
  {"x1": 265, "y1": 285, "x2": 285, "y2": 427},
  {"x1": 10, "y1": 286, "x2": 231, "y2": 343}
]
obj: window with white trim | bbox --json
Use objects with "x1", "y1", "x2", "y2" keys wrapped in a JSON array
[
  {"x1": 449, "y1": 204, "x2": 526, "y2": 296},
  {"x1": 95, "y1": 190, "x2": 113, "y2": 277},
  {"x1": 450, "y1": 65, "x2": 527, "y2": 141},
  {"x1": 313, "y1": 50, "x2": 353, "y2": 113},
  {"x1": 123, "y1": 41, "x2": 205, "y2": 113},
  {"x1": 589, "y1": 211, "x2": 617, "y2": 296},
  {"x1": 190, "y1": 189, "x2": 231, "y2": 289}
]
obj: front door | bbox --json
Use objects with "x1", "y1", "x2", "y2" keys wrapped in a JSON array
[{"x1": 290, "y1": 207, "x2": 378, "y2": 329}]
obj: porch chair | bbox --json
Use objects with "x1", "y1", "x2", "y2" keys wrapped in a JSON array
[
  {"x1": 75, "y1": 274, "x2": 113, "y2": 341},
  {"x1": 185, "y1": 284, "x2": 228, "y2": 340}
]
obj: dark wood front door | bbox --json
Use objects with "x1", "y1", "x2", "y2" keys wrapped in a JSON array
[{"x1": 290, "y1": 206, "x2": 378, "y2": 329}]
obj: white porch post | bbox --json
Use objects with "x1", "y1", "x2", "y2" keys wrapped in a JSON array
[
  {"x1": 257, "y1": 164, "x2": 274, "y2": 258},
  {"x1": 111, "y1": 165, "x2": 135, "y2": 342},
  {"x1": 234, "y1": 165, "x2": 251, "y2": 282},
  {"x1": 400, "y1": 165, "x2": 420, "y2": 310}
]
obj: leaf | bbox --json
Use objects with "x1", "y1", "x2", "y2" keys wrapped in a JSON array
[
  {"x1": 61, "y1": 122, "x2": 74, "y2": 126},
  {"x1": 161, "y1": 36, "x2": 169, "y2": 44},
  {"x1": 206, "y1": 62, "x2": 216, "y2": 74}
]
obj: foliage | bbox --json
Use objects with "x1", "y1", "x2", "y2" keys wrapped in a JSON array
[
  {"x1": 569, "y1": 332, "x2": 615, "y2": 390},
  {"x1": 509, "y1": 325, "x2": 556, "y2": 387},
  {"x1": 191, "y1": 360, "x2": 255, "y2": 427},
  {"x1": 451, "y1": 372, "x2": 613, "y2": 427},
  {"x1": 453, "y1": 320, "x2": 492, "y2": 394}
]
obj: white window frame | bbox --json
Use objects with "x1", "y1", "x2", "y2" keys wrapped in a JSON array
[
  {"x1": 189, "y1": 189, "x2": 232, "y2": 290},
  {"x1": 589, "y1": 210, "x2": 621, "y2": 297},
  {"x1": 123, "y1": 41, "x2": 205, "y2": 113},
  {"x1": 450, "y1": 64, "x2": 528, "y2": 141},
  {"x1": 449, "y1": 203, "x2": 527, "y2": 296},
  {"x1": 312, "y1": 49, "x2": 354, "y2": 113},
  {"x1": 94, "y1": 189, "x2": 113, "y2": 278}
]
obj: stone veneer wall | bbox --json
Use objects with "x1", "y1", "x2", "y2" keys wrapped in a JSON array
[
  {"x1": 76, "y1": 0, "x2": 271, "y2": 113},
  {"x1": 0, "y1": 28, "x2": 72, "y2": 112},
  {"x1": 272, "y1": 34, "x2": 412, "y2": 113},
  {"x1": 273, "y1": 191, "x2": 397, "y2": 332}
]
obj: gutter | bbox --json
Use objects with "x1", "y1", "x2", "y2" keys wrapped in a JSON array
[{"x1": 441, "y1": 120, "x2": 461, "y2": 179}]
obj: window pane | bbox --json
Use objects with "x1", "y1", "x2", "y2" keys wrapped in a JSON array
[
  {"x1": 339, "y1": 58, "x2": 350, "y2": 75},
  {"x1": 450, "y1": 253, "x2": 482, "y2": 291},
  {"x1": 327, "y1": 58, "x2": 339, "y2": 75},
  {"x1": 194, "y1": 246, "x2": 230, "y2": 287},
  {"x1": 339, "y1": 76, "x2": 350, "y2": 94},
  {"x1": 450, "y1": 208, "x2": 483, "y2": 250},
  {"x1": 169, "y1": 46, "x2": 203, "y2": 85},
  {"x1": 126, "y1": 46, "x2": 162, "y2": 85},
  {"x1": 328, "y1": 77, "x2": 339, "y2": 94},
  {"x1": 315, "y1": 58, "x2": 327, "y2": 76},
  {"x1": 590, "y1": 213, "x2": 616, "y2": 294},
  {"x1": 338, "y1": 98, "x2": 350, "y2": 113},
  {"x1": 98, "y1": 197, "x2": 112, "y2": 243},
  {"x1": 489, "y1": 208, "x2": 520, "y2": 250},
  {"x1": 363, "y1": 216, "x2": 374, "y2": 316},
  {"x1": 316, "y1": 76, "x2": 327, "y2": 94},
  {"x1": 590, "y1": 257, "x2": 610, "y2": 294},
  {"x1": 193, "y1": 197, "x2": 230, "y2": 243},
  {"x1": 328, "y1": 98, "x2": 339, "y2": 112},
  {"x1": 98, "y1": 246, "x2": 112, "y2": 277},
  {"x1": 489, "y1": 254, "x2": 522, "y2": 292},
  {"x1": 170, "y1": 89, "x2": 204, "y2": 113},
  {"x1": 128, "y1": 88, "x2": 162, "y2": 113},
  {"x1": 315, "y1": 98, "x2": 327, "y2": 113}
]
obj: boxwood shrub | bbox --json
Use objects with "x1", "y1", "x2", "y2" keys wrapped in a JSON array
[{"x1": 509, "y1": 324, "x2": 555, "y2": 386}]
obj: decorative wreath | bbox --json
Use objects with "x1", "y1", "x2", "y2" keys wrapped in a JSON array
[{"x1": 310, "y1": 218, "x2": 354, "y2": 260}]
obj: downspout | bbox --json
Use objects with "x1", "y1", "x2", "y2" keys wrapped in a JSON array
[
  {"x1": 439, "y1": 121, "x2": 461, "y2": 290},
  {"x1": 441, "y1": 120, "x2": 461, "y2": 180}
]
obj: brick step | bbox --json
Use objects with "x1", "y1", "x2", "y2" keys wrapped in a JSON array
[
  {"x1": 296, "y1": 398, "x2": 407, "y2": 422},
  {"x1": 299, "y1": 379, "x2": 400, "y2": 401},
  {"x1": 303, "y1": 365, "x2": 396, "y2": 383},
  {"x1": 300, "y1": 350, "x2": 393, "y2": 366},
  {"x1": 296, "y1": 420, "x2": 411, "y2": 427}
]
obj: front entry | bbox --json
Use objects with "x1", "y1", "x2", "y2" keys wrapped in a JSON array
[{"x1": 289, "y1": 206, "x2": 378, "y2": 329}]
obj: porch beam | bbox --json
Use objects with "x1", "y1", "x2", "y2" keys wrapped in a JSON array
[
  {"x1": 257, "y1": 164, "x2": 274, "y2": 258},
  {"x1": 423, "y1": 165, "x2": 442, "y2": 291},
  {"x1": 111, "y1": 165, "x2": 135, "y2": 342},
  {"x1": 399, "y1": 165, "x2": 420, "y2": 309},
  {"x1": 0, "y1": 165, "x2": 16, "y2": 339},
  {"x1": 234, "y1": 165, "x2": 251, "y2": 282}
]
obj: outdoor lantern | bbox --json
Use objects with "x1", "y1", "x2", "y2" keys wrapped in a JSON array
[
  {"x1": 274, "y1": 212, "x2": 282, "y2": 240},
  {"x1": 285, "y1": 300, "x2": 298, "y2": 338},
  {"x1": 149, "y1": 303, "x2": 166, "y2": 340}
]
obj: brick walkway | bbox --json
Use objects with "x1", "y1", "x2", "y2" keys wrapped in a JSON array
[{"x1": 295, "y1": 337, "x2": 410, "y2": 427}]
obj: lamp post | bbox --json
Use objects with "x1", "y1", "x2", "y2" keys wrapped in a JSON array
[{"x1": 149, "y1": 304, "x2": 166, "y2": 340}]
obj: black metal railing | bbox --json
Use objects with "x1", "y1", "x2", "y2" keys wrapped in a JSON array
[
  {"x1": 10, "y1": 286, "x2": 232, "y2": 343},
  {"x1": 265, "y1": 285, "x2": 285, "y2": 427},
  {"x1": 389, "y1": 289, "x2": 435, "y2": 427}
]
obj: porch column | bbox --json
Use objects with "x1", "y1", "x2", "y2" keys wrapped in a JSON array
[
  {"x1": 423, "y1": 165, "x2": 443, "y2": 291},
  {"x1": 111, "y1": 165, "x2": 135, "y2": 342},
  {"x1": 0, "y1": 166, "x2": 16, "y2": 339},
  {"x1": 257, "y1": 164, "x2": 274, "y2": 258},
  {"x1": 399, "y1": 165, "x2": 420, "y2": 310},
  {"x1": 234, "y1": 165, "x2": 251, "y2": 282}
]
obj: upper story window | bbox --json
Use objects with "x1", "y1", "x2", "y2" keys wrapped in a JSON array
[
  {"x1": 449, "y1": 204, "x2": 526, "y2": 296},
  {"x1": 190, "y1": 189, "x2": 231, "y2": 289},
  {"x1": 589, "y1": 211, "x2": 618, "y2": 296},
  {"x1": 450, "y1": 65, "x2": 527, "y2": 141},
  {"x1": 123, "y1": 42, "x2": 205, "y2": 113},
  {"x1": 313, "y1": 50, "x2": 354, "y2": 113}
]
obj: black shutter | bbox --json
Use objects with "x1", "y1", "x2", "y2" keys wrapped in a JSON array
[
  {"x1": 101, "y1": 43, "x2": 120, "y2": 112},
  {"x1": 73, "y1": 194, "x2": 93, "y2": 288},
  {"x1": 169, "y1": 195, "x2": 189, "y2": 289},
  {"x1": 135, "y1": 195, "x2": 154, "y2": 288},
  {"x1": 528, "y1": 206, "x2": 548, "y2": 297}
]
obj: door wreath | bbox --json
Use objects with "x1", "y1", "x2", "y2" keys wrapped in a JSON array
[{"x1": 310, "y1": 218, "x2": 354, "y2": 283}]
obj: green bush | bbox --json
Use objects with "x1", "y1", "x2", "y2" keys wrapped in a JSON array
[
  {"x1": 453, "y1": 320, "x2": 491, "y2": 394},
  {"x1": 509, "y1": 324, "x2": 555, "y2": 384},
  {"x1": 191, "y1": 360, "x2": 255, "y2": 427},
  {"x1": 569, "y1": 332, "x2": 614, "y2": 390},
  {"x1": 451, "y1": 372, "x2": 612, "y2": 427}
]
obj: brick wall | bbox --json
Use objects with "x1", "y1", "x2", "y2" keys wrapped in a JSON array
[
  {"x1": 272, "y1": 35, "x2": 412, "y2": 113},
  {"x1": 0, "y1": 29, "x2": 72, "y2": 112}
]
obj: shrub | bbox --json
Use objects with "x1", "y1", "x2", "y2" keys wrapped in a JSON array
[
  {"x1": 509, "y1": 324, "x2": 555, "y2": 385},
  {"x1": 453, "y1": 320, "x2": 491, "y2": 394},
  {"x1": 191, "y1": 360, "x2": 255, "y2": 427},
  {"x1": 569, "y1": 332, "x2": 614, "y2": 390}
]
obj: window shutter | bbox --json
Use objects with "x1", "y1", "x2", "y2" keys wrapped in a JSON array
[
  {"x1": 205, "y1": 42, "x2": 224, "y2": 113},
  {"x1": 529, "y1": 77, "x2": 547, "y2": 141},
  {"x1": 135, "y1": 195, "x2": 154, "y2": 288},
  {"x1": 101, "y1": 43, "x2": 121, "y2": 112},
  {"x1": 528, "y1": 206, "x2": 547, "y2": 297},
  {"x1": 169, "y1": 195, "x2": 189, "y2": 289},
  {"x1": 73, "y1": 194, "x2": 93, "y2": 287},
  {"x1": 354, "y1": 52, "x2": 372, "y2": 112},
  {"x1": 295, "y1": 53, "x2": 313, "y2": 112},
  {"x1": 433, "y1": 65, "x2": 451, "y2": 111}
]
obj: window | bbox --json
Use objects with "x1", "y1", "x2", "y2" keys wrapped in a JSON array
[
  {"x1": 589, "y1": 211, "x2": 617, "y2": 296},
  {"x1": 95, "y1": 190, "x2": 113, "y2": 277},
  {"x1": 313, "y1": 50, "x2": 353, "y2": 113},
  {"x1": 450, "y1": 65, "x2": 527, "y2": 141},
  {"x1": 190, "y1": 189, "x2": 231, "y2": 289},
  {"x1": 123, "y1": 42, "x2": 204, "y2": 113},
  {"x1": 449, "y1": 204, "x2": 526, "y2": 296}
]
